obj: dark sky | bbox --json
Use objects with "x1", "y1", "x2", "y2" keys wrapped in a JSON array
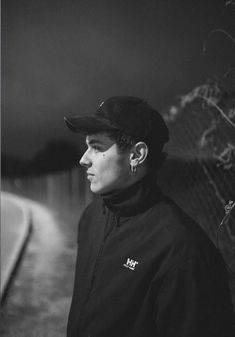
[{"x1": 2, "y1": 0, "x2": 234, "y2": 159}]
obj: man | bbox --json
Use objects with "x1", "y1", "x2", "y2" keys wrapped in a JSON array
[{"x1": 64, "y1": 96, "x2": 234, "y2": 337}]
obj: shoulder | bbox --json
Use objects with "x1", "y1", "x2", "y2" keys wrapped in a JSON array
[
  {"x1": 149, "y1": 196, "x2": 198, "y2": 236},
  {"x1": 149, "y1": 196, "x2": 221, "y2": 268}
]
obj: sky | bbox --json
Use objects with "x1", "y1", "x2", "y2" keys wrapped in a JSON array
[{"x1": 2, "y1": 0, "x2": 235, "y2": 159}]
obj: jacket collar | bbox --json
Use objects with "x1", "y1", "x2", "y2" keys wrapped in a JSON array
[{"x1": 101, "y1": 173, "x2": 163, "y2": 217}]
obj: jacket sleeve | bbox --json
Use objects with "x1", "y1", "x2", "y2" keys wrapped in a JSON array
[{"x1": 154, "y1": 256, "x2": 235, "y2": 337}]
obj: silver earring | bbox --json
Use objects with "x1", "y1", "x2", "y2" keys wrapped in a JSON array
[{"x1": 130, "y1": 163, "x2": 137, "y2": 173}]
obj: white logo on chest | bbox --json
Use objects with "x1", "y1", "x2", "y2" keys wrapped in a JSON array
[{"x1": 123, "y1": 258, "x2": 139, "y2": 271}]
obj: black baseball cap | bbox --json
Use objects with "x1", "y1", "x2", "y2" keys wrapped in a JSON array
[{"x1": 64, "y1": 96, "x2": 169, "y2": 148}]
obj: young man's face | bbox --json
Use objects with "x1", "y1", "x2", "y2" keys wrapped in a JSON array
[{"x1": 79, "y1": 133, "x2": 131, "y2": 195}]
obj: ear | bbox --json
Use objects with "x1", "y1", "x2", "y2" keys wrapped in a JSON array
[{"x1": 130, "y1": 142, "x2": 148, "y2": 166}]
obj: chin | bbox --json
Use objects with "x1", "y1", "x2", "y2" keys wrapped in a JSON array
[
  {"x1": 90, "y1": 183, "x2": 104, "y2": 195},
  {"x1": 90, "y1": 183, "x2": 113, "y2": 195}
]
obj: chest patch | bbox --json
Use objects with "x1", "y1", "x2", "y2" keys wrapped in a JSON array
[{"x1": 123, "y1": 258, "x2": 139, "y2": 271}]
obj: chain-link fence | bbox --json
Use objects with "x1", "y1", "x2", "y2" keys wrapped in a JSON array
[{"x1": 158, "y1": 82, "x2": 235, "y2": 308}]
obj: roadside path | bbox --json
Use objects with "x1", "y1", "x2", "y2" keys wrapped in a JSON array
[
  {"x1": 0, "y1": 195, "x2": 78, "y2": 337},
  {"x1": 1, "y1": 193, "x2": 31, "y2": 297}
]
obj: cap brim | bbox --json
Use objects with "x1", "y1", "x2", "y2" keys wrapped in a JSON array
[{"x1": 64, "y1": 116, "x2": 117, "y2": 134}]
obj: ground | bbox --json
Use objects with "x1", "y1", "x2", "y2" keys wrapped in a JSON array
[{"x1": 0, "y1": 199, "x2": 78, "y2": 337}]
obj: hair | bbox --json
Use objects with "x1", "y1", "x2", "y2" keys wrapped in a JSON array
[{"x1": 106, "y1": 129, "x2": 167, "y2": 172}]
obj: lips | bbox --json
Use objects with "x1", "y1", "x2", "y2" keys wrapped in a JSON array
[{"x1": 87, "y1": 172, "x2": 95, "y2": 180}]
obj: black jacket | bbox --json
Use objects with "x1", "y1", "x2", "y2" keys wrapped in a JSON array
[{"x1": 67, "y1": 174, "x2": 234, "y2": 337}]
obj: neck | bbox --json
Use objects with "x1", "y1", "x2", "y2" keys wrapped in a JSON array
[
  {"x1": 102, "y1": 171, "x2": 161, "y2": 217},
  {"x1": 101, "y1": 167, "x2": 151, "y2": 199}
]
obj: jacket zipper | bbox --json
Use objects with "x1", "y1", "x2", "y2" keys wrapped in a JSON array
[
  {"x1": 89, "y1": 213, "x2": 117, "y2": 292},
  {"x1": 81, "y1": 212, "x2": 118, "y2": 327}
]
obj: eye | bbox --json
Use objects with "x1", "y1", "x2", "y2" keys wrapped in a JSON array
[{"x1": 92, "y1": 145, "x2": 101, "y2": 152}]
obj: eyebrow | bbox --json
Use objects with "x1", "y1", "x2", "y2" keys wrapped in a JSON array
[{"x1": 86, "y1": 139, "x2": 103, "y2": 146}]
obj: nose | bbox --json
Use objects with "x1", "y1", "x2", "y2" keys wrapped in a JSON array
[{"x1": 79, "y1": 149, "x2": 91, "y2": 168}]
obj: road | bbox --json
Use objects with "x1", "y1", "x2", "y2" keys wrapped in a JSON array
[
  {"x1": 0, "y1": 195, "x2": 78, "y2": 337},
  {"x1": 1, "y1": 195, "x2": 28, "y2": 296}
]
